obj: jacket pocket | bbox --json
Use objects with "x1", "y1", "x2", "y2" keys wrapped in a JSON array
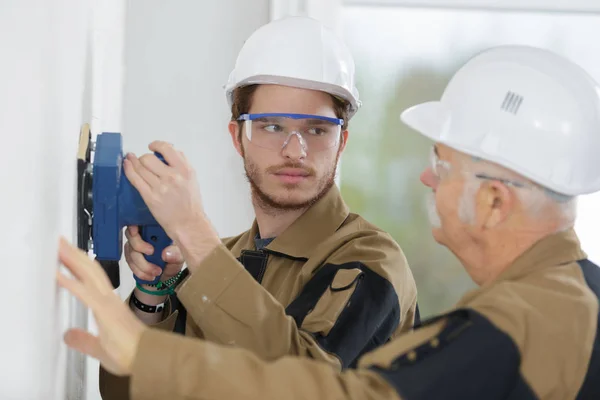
[{"x1": 301, "y1": 268, "x2": 364, "y2": 336}]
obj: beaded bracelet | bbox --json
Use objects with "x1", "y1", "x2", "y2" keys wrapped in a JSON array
[
  {"x1": 136, "y1": 284, "x2": 172, "y2": 296},
  {"x1": 135, "y1": 270, "x2": 185, "y2": 296}
]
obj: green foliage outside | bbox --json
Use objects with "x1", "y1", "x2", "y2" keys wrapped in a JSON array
[{"x1": 340, "y1": 61, "x2": 476, "y2": 318}]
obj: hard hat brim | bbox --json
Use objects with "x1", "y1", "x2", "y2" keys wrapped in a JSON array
[
  {"x1": 399, "y1": 101, "x2": 596, "y2": 196},
  {"x1": 400, "y1": 101, "x2": 448, "y2": 142}
]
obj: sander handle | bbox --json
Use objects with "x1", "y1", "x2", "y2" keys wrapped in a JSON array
[
  {"x1": 133, "y1": 151, "x2": 173, "y2": 286},
  {"x1": 135, "y1": 224, "x2": 172, "y2": 285}
]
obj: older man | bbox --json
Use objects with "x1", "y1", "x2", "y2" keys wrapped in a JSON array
[{"x1": 58, "y1": 45, "x2": 600, "y2": 399}]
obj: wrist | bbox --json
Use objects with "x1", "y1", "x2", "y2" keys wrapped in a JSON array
[
  {"x1": 133, "y1": 287, "x2": 168, "y2": 305},
  {"x1": 123, "y1": 319, "x2": 146, "y2": 376},
  {"x1": 171, "y1": 215, "x2": 220, "y2": 272},
  {"x1": 130, "y1": 291, "x2": 167, "y2": 314}
]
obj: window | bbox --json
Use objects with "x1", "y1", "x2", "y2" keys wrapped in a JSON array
[{"x1": 339, "y1": 5, "x2": 600, "y2": 316}]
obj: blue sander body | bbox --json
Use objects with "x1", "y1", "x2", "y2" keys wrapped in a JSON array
[{"x1": 77, "y1": 129, "x2": 171, "y2": 288}]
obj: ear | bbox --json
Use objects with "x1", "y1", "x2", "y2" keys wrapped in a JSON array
[
  {"x1": 228, "y1": 121, "x2": 244, "y2": 157},
  {"x1": 476, "y1": 180, "x2": 514, "y2": 229},
  {"x1": 338, "y1": 130, "x2": 349, "y2": 154}
]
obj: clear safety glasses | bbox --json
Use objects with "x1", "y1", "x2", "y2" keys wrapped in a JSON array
[
  {"x1": 430, "y1": 146, "x2": 452, "y2": 181},
  {"x1": 429, "y1": 146, "x2": 531, "y2": 189},
  {"x1": 237, "y1": 113, "x2": 343, "y2": 152}
]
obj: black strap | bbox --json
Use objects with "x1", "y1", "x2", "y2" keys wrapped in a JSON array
[
  {"x1": 414, "y1": 303, "x2": 422, "y2": 328},
  {"x1": 169, "y1": 251, "x2": 267, "y2": 336},
  {"x1": 239, "y1": 250, "x2": 268, "y2": 283},
  {"x1": 285, "y1": 262, "x2": 400, "y2": 369},
  {"x1": 172, "y1": 268, "x2": 190, "y2": 335},
  {"x1": 130, "y1": 291, "x2": 165, "y2": 314},
  {"x1": 172, "y1": 295, "x2": 187, "y2": 335}
]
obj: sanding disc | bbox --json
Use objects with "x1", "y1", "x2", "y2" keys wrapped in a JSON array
[{"x1": 76, "y1": 124, "x2": 93, "y2": 251}]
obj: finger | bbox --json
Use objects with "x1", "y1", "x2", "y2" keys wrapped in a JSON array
[
  {"x1": 132, "y1": 248, "x2": 162, "y2": 276},
  {"x1": 125, "y1": 153, "x2": 160, "y2": 187},
  {"x1": 126, "y1": 225, "x2": 139, "y2": 237},
  {"x1": 178, "y1": 150, "x2": 192, "y2": 165},
  {"x1": 64, "y1": 328, "x2": 104, "y2": 360},
  {"x1": 125, "y1": 230, "x2": 153, "y2": 256},
  {"x1": 59, "y1": 238, "x2": 114, "y2": 294},
  {"x1": 123, "y1": 242, "x2": 136, "y2": 268},
  {"x1": 130, "y1": 263, "x2": 158, "y2": 282},
  {"x1": 125, "y1": 244, "x2": 158, "y2": 279},
  {"x1": 162, "y1": 245, "x2": 184, "y2": 264},
  {"x1": 58, "y1": 237, "x2": 97, "y2": 282},
  {"x1": 125, "y1": 244, "x2": 157, "y2": 281},
  {"x1": 162, "y1": 263, "x2": 183, "y2": 279},
  {"x1": 139, "y1": 153, "x2": 170, "y2": 177},
  {"x1": 148, "y1": 141, "x2": 186, "y2": 171},
  {"x1": 127, "y1": 248, "x2": 163, "y2": 278},
  {"x1": 123, "y1": 156, "x2": 152, "y2": 197},
  {"x1": 56, "y1": 269, "x2": 96, "y2": 307}
]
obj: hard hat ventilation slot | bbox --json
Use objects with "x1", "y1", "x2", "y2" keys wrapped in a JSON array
[{"x1": 501, "y1": 91, "x2": 523, "y2": 115}]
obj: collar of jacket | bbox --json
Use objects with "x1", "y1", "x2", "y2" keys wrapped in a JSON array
[
  {"x1": 455, "y1": 228, "x2": 588, "y2": 307},
  {"x1": 229, "y1": 185, "x2": 350, "y2": 260},
  {"x1": 458, "y1": 228, "x2": 588, "y2": 305},
  {"x1": 497, "y1": 228, "x2": 587, "y2": 282}
]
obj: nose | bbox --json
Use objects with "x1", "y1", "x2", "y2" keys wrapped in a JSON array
[
  {"x1": 420, "y1": 167, "x2": 438, "y2": 190},
  {"x1": 281, "y1": 132, "x2": 307, "y2": 160}
]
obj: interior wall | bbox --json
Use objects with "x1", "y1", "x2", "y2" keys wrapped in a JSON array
[
  {"x1": 117, "y1": 0, "x2": 270, "y2": 295},
  {"x1": 66, "y1": 28, "x2": 93, "y2": 400},
  {"x1": 2, "y1": 0, "x2": 598, "y2": 398},
  {"x1": 85, "y1": 1, "x2": 270, "y2": 399},
  {"x1": 0, "y1": 1, "x2": 90, "y2": 399},
  {"x1": 84, "y1": 1, "x2": 127, "y2": 398}
]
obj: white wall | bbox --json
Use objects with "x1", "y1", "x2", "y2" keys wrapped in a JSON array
[
  {"x1": 271, "y1": 0, "x2": 343, "y2": 25},
  {"x1": 0, "y1": 1, "x2": 90, "y2": 399},
  {"x1": 85, "y1": 1, "x2": 126, "y2": 399},
  {"x1": 121, "y1": 0, "x2": 269, "y2": 252},
  {"x1": 85, "y1": 1, "x2": 269, "y2": 399}
]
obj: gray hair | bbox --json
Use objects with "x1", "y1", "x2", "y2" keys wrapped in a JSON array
[{"x1": 459, "y1": 156, "x2": 577, "y2": 229}]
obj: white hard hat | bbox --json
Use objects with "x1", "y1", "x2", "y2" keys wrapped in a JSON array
[
  {"x1": 225, "y1": 16, "x2": 361, "y2": 120},
  {"x1": 401, "y1": 45, "x2": 600, "y2": 196}
]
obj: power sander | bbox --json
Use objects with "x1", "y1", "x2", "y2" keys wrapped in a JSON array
[{"x1": 77, "y1": 124, "x2": 172, "y2": 288}]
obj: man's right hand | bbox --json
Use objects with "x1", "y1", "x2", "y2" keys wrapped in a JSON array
[
  {"x1": 124, "y1": 225, "x2": 184, "y2": 282},
  {"x1": 125, "y1": 226, "x2": 185, "y2": 324}
]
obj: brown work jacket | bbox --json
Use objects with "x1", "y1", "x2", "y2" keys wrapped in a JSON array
[
  {"x1": 109, "y1": 229, "x2": 599, "y2": 400},
  {"x1": 100, "y1": 185, "x2": 419, "y2": 399}
]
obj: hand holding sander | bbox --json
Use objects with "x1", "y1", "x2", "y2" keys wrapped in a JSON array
[{"x1": 77, "y1": 124, "x2": 172, "y2": 288}]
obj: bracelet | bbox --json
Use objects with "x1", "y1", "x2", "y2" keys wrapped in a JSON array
[
  {"x1": 136, "y1": 284, "x2": 172, "y2": 296},
  {"x1": 135, "y1": 270, "x2": 187, "y2": 296},
  {"x1": 130, "y1": 291, "x2": 166, "y2": 314},
  {"x1": 148, "y1": 270, "x2": 184, "y2": 290}
]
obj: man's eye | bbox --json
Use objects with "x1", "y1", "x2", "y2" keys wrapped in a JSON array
[
  {"x1": 263, "y1": 124, "x2": 283, "y2": 133},
  {"x1": 306, "y1": 127, "x2": 325, "y2": 136}
]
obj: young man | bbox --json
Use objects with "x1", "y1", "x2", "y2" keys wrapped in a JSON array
[
  {"x1": 59, "y1": 45, "x2": 600, "y2": 400},
  {"x1": 98, "y1": 16, "x2": 418, "y2": 398}
]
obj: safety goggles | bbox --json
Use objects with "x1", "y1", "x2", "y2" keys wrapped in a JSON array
[
  {"x1": 237, "y1": 113, "x2": 343, "y2": 152},
  {"x1": 429, "y1": 146, "x2": 530, "y2": 188},
  {"x1": 430, "y1": 146, "x2": 452, "y2": 181}
]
